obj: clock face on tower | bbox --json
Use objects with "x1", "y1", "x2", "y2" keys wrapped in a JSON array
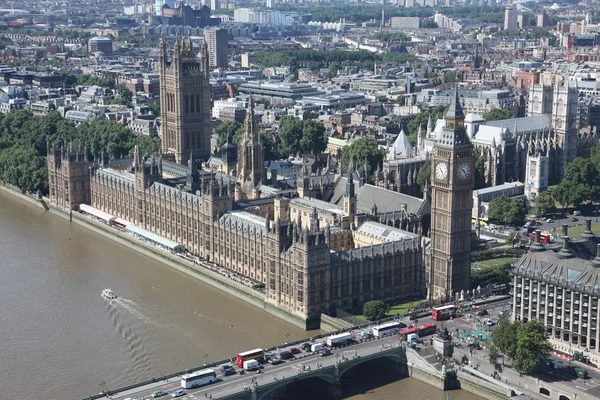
[
  {"x1": 435, "y1": 162, "x2": 448, "y2": 181},
  {"x1": 457, "y1": 163, "x2": 471, "y2": 181}
]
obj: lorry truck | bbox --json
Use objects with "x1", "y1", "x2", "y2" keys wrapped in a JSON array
[{"x1": 326, "y1": 332, "x2": 354, "y2": 347}]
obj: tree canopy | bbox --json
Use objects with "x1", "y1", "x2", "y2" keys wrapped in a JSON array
[
  {"x1": 487, "y1": 195, "x2": 526, "y2": 227},
  {"x1": 215, "y1": 121, "x2": 244, "y2": 149},
  {"x1": 492, "y1": 319, "x2": 521, "y2": 360},
  {"x1": 363, "y1": 300, "x2": 390, "y2": 321},
  {"x1": 552, "y1": 155, "x2": 600, "y2": 208},
  {"x1": 513, "y1": 320, "x2": 552, "y2": 375},
  {"x1": 482, "y1": 108, "x2": 513, "y2": 121},
  {"x1": 278, "y1": 116, "x2": 327, "y2": 158},
  {"x1": 254, "y1": 48, "x2": 416, "y2": 74},
  {"x1": 0, "y1": 110, "x2": 160, "y2": 194},
  {"x1": 340, "y1": 137, "x2": 385, "y2": 179},
  {"x1": 532, "y1": 191, "x2": 555, "y2": 217},
  {"x1": 416, "y1": 160, "x2": 431, "y2": 192},
  {"x1": 471, "y1": 261, "x2": 512, "y2": 288},
  {"x1": 491, "y1": 319, "x2": 551, "y2": 374},
  {"x1": 112, "y1": 84, "x2": 133, "y2": 107},
  {"x1": 270, "y1": 4, "x2": 504, "y2": 24}
]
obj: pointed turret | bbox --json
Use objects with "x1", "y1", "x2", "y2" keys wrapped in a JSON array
[
  {"x1": 159, "y1": 38, "x2": 167, "y2": 64},
  {"x1": 244, "y1": 96, "x2": 259, "y2": 142},
  {"x1": 200, "y1": 36, "x2": 210, "y2": 76},
  {"x1": 445, "y1": 87, "x2": 464, "y2": 120},
  {"x1": 371, "y1": 201, "x2": 378, "y2": 216},
  {"x1": 347, "y1": 157, "x2": 354, "y2": 173},
  {"x1": 346, "y1": 173, "x2": 355, "y2": 197},
  {"x1": 426, "y1": 113, "x2": 432, "y2": 137},
  {"x1": 417, "y1": 124, "x2": 423, "y2": 153}
]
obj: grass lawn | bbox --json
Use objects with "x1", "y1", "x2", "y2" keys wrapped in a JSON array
[
  {"x1": 471, "y1": 257, "x2": 518, "y2": 270},
  {"x1": 386, "y1": 298, "x2": 428, "y2": 316},
  {"x1": 567, "y1": 222, "x2": 600, "y2": 238}
]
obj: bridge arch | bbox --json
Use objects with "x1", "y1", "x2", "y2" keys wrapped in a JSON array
[
  {"x1": 256, "y1": 373, "x2": 336, "y2": 400},
  {"x1": 337, "y1": 352, "x2": 405, "y2": 379},
  {"x1": 539, "y1": 387, "x2": 550, "y2": 396},
  {"x1": 558, "y1": 395, "x2": 570, "y2": 400}
]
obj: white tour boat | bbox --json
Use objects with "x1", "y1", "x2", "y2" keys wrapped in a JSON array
[{"x1": 101, "y1": 288, "x2": 117, "y2": 300}]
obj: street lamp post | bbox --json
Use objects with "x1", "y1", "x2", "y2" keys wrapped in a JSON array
[
  {"x1": 285, "y1": 332, "x2": 290, "y2": 344},
  {"x1": 99, "y1": 380, "x2": 106, "y2": 394},
  {"x1": 204, "y1": 352, "x2": 209, "y2": 366}
]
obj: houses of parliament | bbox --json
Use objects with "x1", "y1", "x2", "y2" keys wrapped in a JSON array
[{"x1": 46, "y1": 38, "x2": 473, "y2": 328}]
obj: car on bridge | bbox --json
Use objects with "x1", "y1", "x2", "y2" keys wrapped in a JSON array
[
  {"x1": 220, "y1": 365, "x2": 236, "y2": 376},
  {"x1": 320, "y1": 349, "x2": 332, "y2": 357},
  {"x1": 171, "y1": 390, "x2": 185, "y2": 398},
  {"x1": 152, "y1": 391, "x2": 167, "y2": 398},
  {"x1": 269, "y1": 356, "x2": 284, "y2": 365},
  {"x1": 289, "y1": 347, "x2": 301, "y2": 355},
  {"x1": 301, "y1": 342, "x2": 313, "y2": 351}
]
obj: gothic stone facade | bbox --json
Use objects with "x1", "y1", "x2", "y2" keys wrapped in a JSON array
[
  {"x1": 47, "y1": 144, "x2": 91, "y2": 211},
  {"x1": 159, "y1": 38, "x2": 212, "y2": 164},
  {"x1": 57, "y1": 146, "x2": 425, "y2": 325}
]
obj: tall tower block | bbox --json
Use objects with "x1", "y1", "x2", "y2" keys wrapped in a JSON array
[
  {"x1": 552, "y1": 81, "x2": 579, "y2": 179},
  {"x1": 429, "y1": 90, "x2": 475, "y2": 302},
  {"x1": 159, "y1": 38, "x2": 212, "y2": 165}
]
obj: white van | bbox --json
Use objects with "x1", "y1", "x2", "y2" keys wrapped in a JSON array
[
  {"x1": 407, "y1": 333, "x2": 419, "y2": 342},
  {"x1": 243, "y1": 359, "x2": 261, "y2": 371},
  {"x1": 311, "y1": 343, "x2": 326, "y2": 352}
]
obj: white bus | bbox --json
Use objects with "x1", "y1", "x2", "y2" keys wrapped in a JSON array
[
  {"x1": 372, "y1": 321, "x2": 403, "y2": 337},
  {"x1": 181, "y1": 368, "x2": 217, "y2": 389}
]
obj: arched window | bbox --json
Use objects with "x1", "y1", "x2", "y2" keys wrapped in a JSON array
[
  {"x1": 196, "y1": 94, "x2": 200, "y2": 113},
  {"x1": 185, "y1": 95, "x2": 189, "y2": 114},
  {"x1": 190, "y1": 95, "x2": 194, "y2": 114}
]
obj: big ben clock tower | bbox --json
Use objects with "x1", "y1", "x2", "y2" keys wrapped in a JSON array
[{"x1": 429, "y1": 89, "x2": 475, "y2": 302}]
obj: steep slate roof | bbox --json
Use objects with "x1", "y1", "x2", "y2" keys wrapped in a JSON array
[
  {"x1": 473, "y1": 125, "x2": 504, "y2": 144},
  {"x1": 486, "y1": 115, "x2": 551, "y2": 133},
  {"x1": 355, "y1": 221, "x2": 418, "y2": 242},
  {"x1": 219, "y1": 210, "x2": 269, "y2": 237},
  {"x1": 328, "y1": 177, "x2": 428, "y2": 217},
  {"x1": 513, "y1": 246, "x2": 600, "y2": 294}
]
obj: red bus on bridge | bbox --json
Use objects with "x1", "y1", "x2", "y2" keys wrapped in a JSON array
[
  {"x1": 432, "y1": 305, "x2": 457, "y2": 321},
  {"x1": 418, "y1": 323, "x2": 437, "y2": 336},
  {"x1": 235, "y1": 348, "x2": 265, "y2": 368}
]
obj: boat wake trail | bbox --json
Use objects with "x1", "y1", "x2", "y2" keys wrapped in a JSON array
[
  {"x1": 106, "y1": 299, "x2": 153, "y2": 379},
  {"x1": 113, "y1": 298, "x2": 155, "y2": 325}
]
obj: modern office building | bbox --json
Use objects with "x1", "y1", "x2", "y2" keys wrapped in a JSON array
[
  {"x1": 204, "y1": 28, "x2": 229, "y2": 69},
  {"x1": 511, "y1": 223, "x2": 600, "y2": 365},
  {"x1": 504, "y1": 8, "x2": 519, "y2": 30}
]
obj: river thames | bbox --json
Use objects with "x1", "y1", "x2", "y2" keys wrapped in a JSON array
[{"x1": 0, "y1": 189, "x2": 482, "y2": 400}]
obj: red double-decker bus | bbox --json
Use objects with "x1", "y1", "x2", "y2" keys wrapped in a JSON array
[
  {"x1": 418, "y1": 323, "x2": 437, "y2": 336},
  {"x1": 399, "y1": 327, "x2": 420, "y2": 337},
  {"x1": 432, "y1": 305, "x2": 457, "y2": 321},
  {"x1": 235, "y1": 348, "x2": 265, "y2": 368}
]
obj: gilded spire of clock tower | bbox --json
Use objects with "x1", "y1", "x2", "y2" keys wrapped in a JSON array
[{"x1": 428, "y1": 88, "x2": 475, "y2": 302}]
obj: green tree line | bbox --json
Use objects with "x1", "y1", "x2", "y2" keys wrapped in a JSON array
[
  {"x1": 270, "y1": 4, "x2": 504, "y2": 24},
  {"x1": 0, "y1": 110, "x2": 160, "y2": 194},
  {"x1": 254, "y1": 49, "x2": 416, "y2": 74}
]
